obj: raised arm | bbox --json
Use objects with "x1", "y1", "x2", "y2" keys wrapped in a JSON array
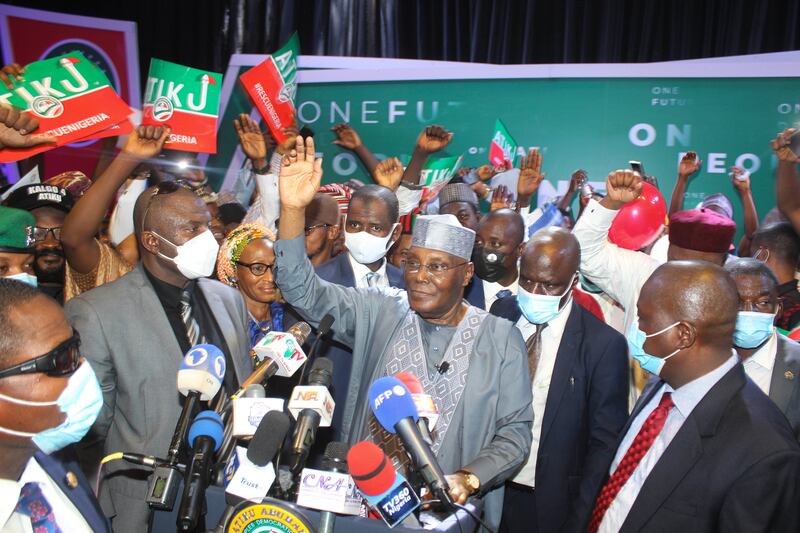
[
  {"x1": 669, "y1": 151, "x2": 702, "y2": 215},
  {"x1": 730, "y1": 166, "x2": 759, "y2": 255},
  {"x1": 516, "y1": 148, "x2": 546, "y2": 210},
  {"x1": 400, "y1": 125, "x2": 453, "y2": 186},
  {"x1": 331, "y1": 123, "x2": 381, "y2": 176},
  {"x1": 61, "y1": 125, "x2": 169, "y2": 274},
  {"x1": 771, "y1": 128, "x2": 800, "y2": 234}
]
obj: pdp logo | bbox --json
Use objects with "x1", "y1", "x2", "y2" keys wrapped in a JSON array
[
  {"x1": 152, "y1": 97, "x2": 174, "y2": 122},
  {"x1": 30, "y1": 95, "x2": 64, "y2": 118}
]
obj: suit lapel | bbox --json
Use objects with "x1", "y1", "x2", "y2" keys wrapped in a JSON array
[
  {"x1": 339, "y1": 254, "x2": 357, "y2": 288},
  {"x1": 540, "y1": 305, "x2": 582, "y2": 443},
  {"x1": 621, "y1": 365, "x2": 746, "y2": 533},
  {"x1": 35, "y1": 452, "x2": 111, "y2": 532},
  {"x1": 131, "y1": 266, "x2": 183, "y2": 363},
  {"x1": 769, "y1": 335, "x2": 798, "y2": 413},
  {"x1": 200, "y1": 284, "x2": 248, "y2": 383}
]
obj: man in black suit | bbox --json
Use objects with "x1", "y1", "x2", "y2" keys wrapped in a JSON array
[
  {"x1": 584, "y1": 261, "x2": 800, "y2": 533},
  {"x1": 493, "y1": 227, "x2": 629, "y2": 533},
  {"x1": 726, "y1": 257, "x2": 800, "y2": 439},
  {"x1": 313, "y1": 184, "x2": 404, "y2": 439}
]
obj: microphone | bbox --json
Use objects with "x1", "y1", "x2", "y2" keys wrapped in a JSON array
[
  {"x1": 234, "y1": 321, "x2": 312, "y2": 396},
  {"x1": 395, "y1": 372, "x2": 438, "y2": 446},
  {"x1": 212, "y1": 411, "x2": 292, "y2": 533},
  {"x1": 177, "y1": 410, "x2": 224, "y2": 531},
  {"x1": 147, "y1": 344, "x2": 226, "y2": 510},
  {"x1": 296, "y1": 442, "x2": 360, "y2": 533},
  {"x1": 286, "y1": 358, "x2": 335, "y2": 475},
  {"x1": 368, "y1": 376, "x2": 453, "y2": 507},
  {"x1": 435, "y1": 361, "x2": 450, "y2": 374},
  {"x1": 231, "y1": 384, "x2": 285, "y2": 439},
  {"x1": 347, "y1": 440, "x2": 421, "y2": 527},
  {"x1": 297, "y1": 314, "x2": 335, "y2": 383}
]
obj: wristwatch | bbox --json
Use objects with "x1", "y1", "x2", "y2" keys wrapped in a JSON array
[{"x1": 456, "y1": 469, "x2": 480, "y2": 494}]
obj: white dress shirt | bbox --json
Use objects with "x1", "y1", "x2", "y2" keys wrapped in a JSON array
[
  {"x1": 483, "y1": 278, "x2": 519, "y2": 311},
  {"x1": 512, "y1": 300, "x2": 574, "y2": 487},
  {"x1": 598, "y1": 353, "x2": 738, "y2": 533},
  {"x1": 742, "y1": 331, "x2": 778, "y2": 395},
  {"x1": 348, "y1": 253, "x2": 389, "y2": 289},
  {"x1": 0, "y1": 457, "x2": 92, "y2": 533}
]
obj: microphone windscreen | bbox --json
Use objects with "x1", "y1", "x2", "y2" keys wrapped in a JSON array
[
  {"x1": 288, "y1": 321, "x2": 312, "y2": 344},
  {"x1": 187, "y1": 410, "x2": 224, "y2": 451},
  {"x1": 177, "y1": 344, "x2": 226, "y2": 400},
  {"x1": 247, "y1": 411, "x2": 291, "y2": 466},
  {"x1": 307, "y1": 357, "x2": 333, "y2": 387},
  {"x1": 318, "y1": 314, "x2": 335, "y2": 336},
  {"x1": 347, "y1": 441, "x2": 396, "y2": 497},
  {"x1": 322, "y1": 441, "x2": 349, "y2": 472},
  {"x1": 368, "y1": 377, "x2": 419, "y2": 433},
  {"x1": 243, "y1": 384, "x2": 266, "y2": 398},
  {"x1": 395, "y1": 372, "x2": 424, "y2": 395}
]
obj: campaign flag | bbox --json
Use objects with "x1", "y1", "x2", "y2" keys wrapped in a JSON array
[
  {"x1": 142, "y1": 59, "x2": 222, "y2": 153},
  {"x1": 239, "y1": 32, "x2": 299, "y2": 144},
  {"x1": 0, "y1": 52, "x2": 132, "y2": 163},
  {"x1": 419, "y1": 155, "x2": 463, "y2": 201},
  {"x1": 488, "y1": 118, "x2": 518, "y2": 168}
]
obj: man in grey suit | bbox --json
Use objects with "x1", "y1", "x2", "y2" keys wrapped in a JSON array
[
  {"x1": 274, "y1": 137, "x2": 532, "y2": 531},
  {"x1": 726, "y1": 258, "x2": 800, "y2": 439},
  {"x1": 66, "y1": 138, "x2": 251, "y2": 531}
]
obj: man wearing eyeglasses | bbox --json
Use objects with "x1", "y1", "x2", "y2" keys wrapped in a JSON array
[
  {"x1": 64, "y1": 130, "x2": 251, "y2": 531},
  {"x1": 274, "y1": 137, "x2": 532, "y2": 531},
  {"x1": 489, "y1": 227, "x2": 629, "y2": 533},
  {"x1": 4, "y1": 183, "x2": 75, "y2": 304},
  {"x1": 0, "y1": 278, "x2": 110, "y2": 532}
]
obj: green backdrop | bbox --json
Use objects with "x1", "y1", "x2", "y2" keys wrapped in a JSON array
[{"x1": 207, "y1": 70, "x2": 800, "y2": 243}]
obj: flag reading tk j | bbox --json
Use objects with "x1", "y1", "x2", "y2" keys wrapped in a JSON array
[
  {"x1": 0, "y1": 52, "x2": 132, "y2": 163},
  {"x1": 489, "y1": 118, "x2": 518, "y2": 168},
  {"x1": 239, "y1": 32, "x2": 299, "y2": 144},
  {"x1": 142, "y1": 59, "x2": 222, "y2": 153}
]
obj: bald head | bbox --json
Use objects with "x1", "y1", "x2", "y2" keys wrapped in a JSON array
[
  {"x1": 305, "y1": 193, "x2": 341, "y2": 227},
  {"x1": 478, "y1": 209, "x2": 525, "y2": 247},
  {"x1": 640, "y1": 261, "x2": 738, "y2": 347},
  {"x1": 134, "y1": 184, "x2": 208, "y2": 238},
  {"x1": 519, "y1": 227, "x2": 580, "y2": 297}
]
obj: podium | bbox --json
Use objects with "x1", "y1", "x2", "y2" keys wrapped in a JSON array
[{"x1": 150, "y1": 485, "x2": 484, "y2": 532}]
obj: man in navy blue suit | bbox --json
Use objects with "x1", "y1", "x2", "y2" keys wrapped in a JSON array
[
  {"x1": 0, "y1": 279, "x2": 110, "y2": 532},
  {"x1": 313, "y1": 184, "x2": 405, "y2": 438},
  {"x1": 492, "y1": 227, "x2": 629, "y2": 533}
]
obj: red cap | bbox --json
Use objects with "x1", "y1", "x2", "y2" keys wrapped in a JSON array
[
  {"x1": 668, "y1": 209, "x2": 736, "y2": 254},
  {"x1": 395, "y1": 372, "x2": 424, "y2": 395},
  {"x1": 347, "y1": 441, "x2": 396, "y2": 496}
]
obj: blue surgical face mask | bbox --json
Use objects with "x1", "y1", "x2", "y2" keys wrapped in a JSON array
[
  {"x1": 734, "y1": 311, "x2": 775, "y2": 349},
  {"x1": 518, "y1": 274, "x2": 576, "y2": 325},
  {"x1": 627, "y1": 320, "x2": 682, "y2": 376},
  {"x1": 4, "y1": 272, "x2": 37, "y2": 287},
  {"x1": 0, "y1": 361, "x2": 103, "y2": 454}
]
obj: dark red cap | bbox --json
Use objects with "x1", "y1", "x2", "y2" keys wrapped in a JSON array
[
  {"x1": 347, "y1": 441, "x2": 396, "y2": 496},
  {"x1": 669, "y1": 209, "x2": 736, "y2": 253}
]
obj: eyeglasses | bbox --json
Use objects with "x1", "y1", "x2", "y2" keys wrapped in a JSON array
[
  {"x1": 140, "y1": 181, "x2": 183, "y2": 233},
  {"x1": 403, "y1": 259, "x2": 468, "y2": 278},
  {"x1": 235, "y1": 261, "x2": 274, "y2": 277},
  {"x1": 0, "y1": 330, "x2": 81, "y2": 379},
  {"x1": 304, "y1": 223, "x2": 332, "y2": 236},
  {"x1": 33, "y1": 227, "x2": 62, "y2": 242}
]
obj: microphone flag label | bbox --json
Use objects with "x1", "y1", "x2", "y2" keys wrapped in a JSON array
[
  {"x1": 296, "y1": 468, "x2": 361, "y2": 515},
  {"x1": 370, "y1": 478, "x2": 421, "y2": 527},
  {"x1": 141, "y1": 58, "x2": 222, "y2": 153}
]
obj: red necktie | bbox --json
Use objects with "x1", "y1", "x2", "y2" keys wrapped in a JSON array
[{"x1": 587, "y1": 392, "x2": 674, "y2": 533}]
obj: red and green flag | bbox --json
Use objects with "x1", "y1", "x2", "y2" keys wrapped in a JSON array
[
  {"x1": 420, "y1": 154, "x2": 463, "y2": 202},
  {"x1": 488, "y1": 118, "x2": 518, "y2": 168},
  {"x1": 142, "y1": 59, "x2": 222, "y2": 153},
  {"x1": 0, "y1": 52, "x2": 132, "y2": 163},
  {"x1": 239, "y1": 32, "x2": 299, "y2": 144}
]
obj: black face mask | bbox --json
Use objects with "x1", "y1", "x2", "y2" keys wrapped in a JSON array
[{"x1": 472, "y1": 246, "x2": 508, "y2": 283}]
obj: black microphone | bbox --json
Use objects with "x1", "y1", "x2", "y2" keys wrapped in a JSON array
[
  {"x1": 177, "y1": 411, "x2": 224, "y2": 531},
  {"x1": 297, "y1": 314, "x2": 335, "y2": 384},
  {"x1": 211, "y1": 411, "x2": 291, "y2": 533},
  {"x1": 435, "y1": 361, "x2": 450, "y2": 375},
  {"x1": 318, "y1": 442, "x2": 349, "y2": 533},
  {"x1": 286, "y1": 357, "x2": 335, "y2": 475}
]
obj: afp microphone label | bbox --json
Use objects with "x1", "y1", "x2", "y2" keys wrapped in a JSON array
[{"x1": 371, "y1": 479, "x2": 420, "y2": 528}]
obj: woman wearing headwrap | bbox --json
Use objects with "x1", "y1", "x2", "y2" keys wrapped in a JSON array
[{"x1": 216, "y1": 223, "x2": 302, "y2": 369}]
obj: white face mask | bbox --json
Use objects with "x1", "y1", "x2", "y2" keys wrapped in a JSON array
[
  {"x1": 344, "y1": 222, "x2": 400, "y2": 265},
  {"x1": 152, "y1": 229, "x2": 219, "y2": 279}
]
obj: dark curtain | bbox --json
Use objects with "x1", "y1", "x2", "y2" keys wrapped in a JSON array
[{"x1": 3, "y1": 0, "x2": 799, "y2": 90}]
